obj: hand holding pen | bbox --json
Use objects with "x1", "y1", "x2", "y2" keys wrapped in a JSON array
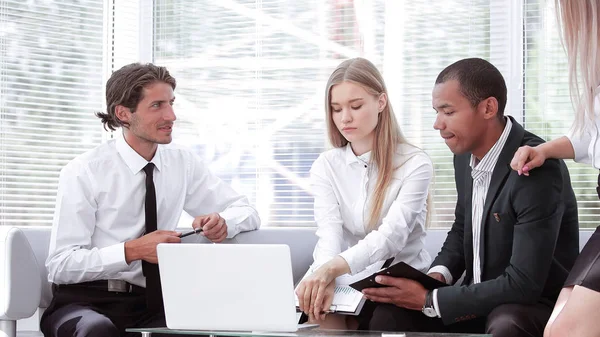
[
  {"x1": 192, "y1": 213, "x2": 228, "y2": 243},
  {"x1": 179, "y1": 227, "x2": 203, "y2": 238}
]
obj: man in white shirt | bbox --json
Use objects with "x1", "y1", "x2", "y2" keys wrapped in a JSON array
[
  {"x1": 362, "y1": 58, "x2": 579, "y2": 337},
  {"x1": 40, "y1": 63, "x2": 261, "y2": 337}
]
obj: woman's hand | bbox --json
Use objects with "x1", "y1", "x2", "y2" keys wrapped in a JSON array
[
  {"x1": 510, "y1": 145, "x2": 547, "y2": 176},
  {"x1": 295, "y1": 256, "x2": 350, "y2": 321}
]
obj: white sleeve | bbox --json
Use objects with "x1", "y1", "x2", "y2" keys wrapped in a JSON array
[
  {"x1": 183, "y1": 152, "x2": 260, "y2": 238},
  {"x1": 339, "y1": 154, "x2": 433, "y2": 274},
  {"x1": 566, "y1": 121, "x2": 595, "y2": 165},
  {"x1": 427, "y1": 265, "x2": 454, "y2": 285},
  {"x1": 46, "y1": 163, "x2": 128, "y2": 284},
  {"x1": 310, "y1": 155, "x2": 345, "y2": 271}
]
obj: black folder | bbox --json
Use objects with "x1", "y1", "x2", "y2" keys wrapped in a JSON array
[{"x1": 349, "y1": 261, "x2": 448, "y2": 291}]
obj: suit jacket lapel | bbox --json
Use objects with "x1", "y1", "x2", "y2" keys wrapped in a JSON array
[{"x1": 478, "y1": 116, "x2": 525, "y2": 271}]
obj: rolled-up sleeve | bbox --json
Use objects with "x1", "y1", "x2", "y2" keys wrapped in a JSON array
[
  {"x1": 566, "y1": 122, "x2": 594, "y2": 165},
  {"x1": 566, "y1": 93, "x2": 600, "y2": 167}
]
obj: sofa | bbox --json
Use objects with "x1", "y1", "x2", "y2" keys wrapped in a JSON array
[{"x1": 0, "y1": 226, "x2": 594, "y2": 337}]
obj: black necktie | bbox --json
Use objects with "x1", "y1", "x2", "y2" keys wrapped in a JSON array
[{"x1": 142, "y1": 163, "x2": 163, "y2": 311}]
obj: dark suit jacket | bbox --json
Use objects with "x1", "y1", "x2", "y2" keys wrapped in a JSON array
[{"x1": 432, "y1": 116, "x2": 580, "y2": 325}]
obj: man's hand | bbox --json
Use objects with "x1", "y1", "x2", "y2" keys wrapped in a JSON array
[
  {"x1": 193, "y1": 213, "x2": 227, "y2": 243},
  {"x1": 125, "y1": 230, "x2": 181, "y2": 264},
  {"x1": 428, "y1": 272, "x2": 446, "y2": 284},
  {"x1": 362, "y1": 276, "x2": 428, "y2": 311}
]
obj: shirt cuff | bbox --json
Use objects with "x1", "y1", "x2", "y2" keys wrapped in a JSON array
[
  {"x1": 432, "y1": 289, "x2": 442, "y2": 318},
  {"x1": 99, "y1": 242, "x2": 128, "y2": 271},
  {"x1": 427, "y1": 265, "x2": 453, "y2": 285},
  {"x1": 219, "y1": 208, "x2": 249, "y2": 238}
]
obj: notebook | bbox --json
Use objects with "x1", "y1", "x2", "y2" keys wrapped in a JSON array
[
  {"x1": 157, "y1": 243, "x2": 301, "y2": 332},
  {"x1": 349, "y1": 261, "x2": 448, "y2": 291}
]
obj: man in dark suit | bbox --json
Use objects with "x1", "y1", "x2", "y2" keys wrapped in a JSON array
[{"x1": 362, "y1": 58, "x2": 580, "y2": 337}]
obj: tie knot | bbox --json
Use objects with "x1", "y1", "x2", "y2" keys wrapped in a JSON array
[{"x1": 143, "y1": 163, "x2": 155, "y2": 177}]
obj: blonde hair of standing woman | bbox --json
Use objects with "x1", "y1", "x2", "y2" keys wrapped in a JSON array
[
  {"x1": 556, "y1": 0, "x2": 600, "y2": 132},
  {"x1": 324, "y1": 57, "x2": 430, "y2": 232}
]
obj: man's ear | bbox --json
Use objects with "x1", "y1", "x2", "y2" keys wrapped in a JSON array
[
  {"x1": 480, "y1": 97, "x2": 499, "y2": 120},
  {"x1": 115, "y1": 105, "x2": 131, "y2": 124}
]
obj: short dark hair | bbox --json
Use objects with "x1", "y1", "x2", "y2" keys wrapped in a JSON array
[
  {"x1": 95, "y1": 63, "x2": 176, "y2": 131},
  {"x1": 435, "y1": 58, "x2": 507, "y2": 117}
]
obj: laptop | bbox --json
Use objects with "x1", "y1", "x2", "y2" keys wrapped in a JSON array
[{"x1": 157, "y1": 243, "x2": 299, "y2": 332}]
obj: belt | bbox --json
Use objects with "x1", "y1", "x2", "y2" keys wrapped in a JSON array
[{"x1": 56, "y1": 280, "x2": 146, "y2": 294}]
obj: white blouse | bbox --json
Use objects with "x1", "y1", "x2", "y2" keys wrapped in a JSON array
[
  {"x1": 309, "y1": 143, "x2": 433, "y2": 275},
  {"x1": 567, "y1": 89, "x2": 600, "y2": 168}
]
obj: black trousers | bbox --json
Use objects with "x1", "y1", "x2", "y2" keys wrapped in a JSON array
[
  {"x1": 368, "y1": 302, "x2": 553, "y2": 337},
  {"x1": 40, "y1": 283, "x2": 175, "y2": 337}
]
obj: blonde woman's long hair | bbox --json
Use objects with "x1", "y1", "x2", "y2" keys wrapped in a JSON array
[
  {"x1": 325, "y1": 58, "x2": 409, "y2": 232},
  {"x1": 556, "y1": 0, "x2": 600, "y2": 132}
]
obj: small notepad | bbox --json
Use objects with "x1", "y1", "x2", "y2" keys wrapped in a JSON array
[
  {"x1": 328, "y1": 285, "x2": 366, "y2": 314},
  {"x1": 294, "y1": 284, "x2": 366, "y2": 315}
]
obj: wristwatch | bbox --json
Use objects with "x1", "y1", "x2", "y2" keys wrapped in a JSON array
[{"x1": 422, "y1": 290, "x2": 437, "y2": 318}]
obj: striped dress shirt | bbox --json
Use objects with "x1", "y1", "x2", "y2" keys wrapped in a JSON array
[
  {"x1": 429, "y1": 117, "x2": 512, "y2": 317},
  {"x1": 470, "y1": 117, "x2": 512, "y2": 283}
]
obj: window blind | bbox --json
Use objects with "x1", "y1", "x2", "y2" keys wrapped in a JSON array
[
  {"x1": 3, "y1": 1, "x2": 595, "y2": 228},
  {"x1": 523, "y1": 0, "x2": 599, "y2": 228},
  {"x1": 152, "y1": 0, "x2": 509, "y2": 227},
  {"x1": 0, "y1": 0, "x2": 105, "y2": 225},
  {"x1": 153, "y1": 0, "x2": 359, "y2": 227},
  {"x1": 387, "y1": 1, "x2": 513, "y2": 227}
]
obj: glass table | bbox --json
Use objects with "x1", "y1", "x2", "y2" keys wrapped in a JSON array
[{"x1": 127, "y1": 327, "x2": 491, "y2": 337}]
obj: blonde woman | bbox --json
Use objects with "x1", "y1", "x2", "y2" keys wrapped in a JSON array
[
  {"x1": 295, "y1": 58, "x2": 433, "y2": 329},
  {"x1": 510, "y1": 1, "x2": 600, "y2": 336}
]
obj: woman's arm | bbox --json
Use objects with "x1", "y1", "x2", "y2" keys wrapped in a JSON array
[
  {"x1": 511, "y1": 136, "x2": 576, "y2": 175},
  {"x1": 296, "y1": 154, "x2": 350, "y2": 320},
  {"x1": 309, "y1": 154, "x2": 346, "y2": 270}
]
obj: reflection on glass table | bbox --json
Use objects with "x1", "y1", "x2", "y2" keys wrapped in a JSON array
[{"x1": 127, "y1": 327, "x2": 491, "y2": 337}]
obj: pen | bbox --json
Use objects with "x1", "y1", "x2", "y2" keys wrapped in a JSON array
[
  {"x1": 179, "y1": 227, "x2": 203, "y2": 238},
  {"x1": 297, "y1": 309, "x2": 335, "y2": 314}
]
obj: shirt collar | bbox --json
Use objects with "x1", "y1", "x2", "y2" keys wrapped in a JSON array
[
  {"x1": 344, "y1": 143, "x2": 371, "y2": 166},
  {"x1": 116, "y1": 136, "x2": 163, "y2": 174},
  {"x1": 470, "y1": 117, "x2": 513, "y2": 174}
]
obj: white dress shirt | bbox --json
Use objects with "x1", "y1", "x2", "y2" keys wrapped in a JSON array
[
  {"x1": 429, "y1": 117, "x2": 512, "y2": 317},
  {"x1": 309, "y1": 143, "x2": 433, "y2": 276},
  {"x1": 46, "y1": 136, "x2": 260, "y2": 287},
  {"x1": 567, "y1": 89, "x2": 600, "y2": 169}
]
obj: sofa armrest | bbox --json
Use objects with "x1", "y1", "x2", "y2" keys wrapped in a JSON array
[{"x1": 0, "y1": 226, "x2": 42, "y2": 320}]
